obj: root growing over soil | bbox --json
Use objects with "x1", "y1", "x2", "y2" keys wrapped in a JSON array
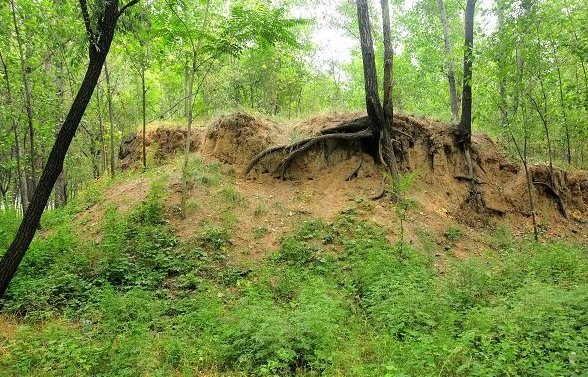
[{"x1": 245, "y1": 117, "x2": 377, "y2": 180}]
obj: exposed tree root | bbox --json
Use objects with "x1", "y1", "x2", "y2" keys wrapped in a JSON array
[
  {"x1": 455, "y1": 175, "x2": 484, "y2": 184},
  {"x1": 463, "y1": 145, "x2": 488, "y2": 213},
  {"x1": 533, "y1": 181, "x2": 568, "y2": 218},
  {"x1": 346, "y1": 145, "x2": 364, "y2": 181},
  {"x1": 244, "y1": 117, "x2": 406, "y2": 201},
  {"x1": 244, "y1": 119, "x2": 374, "y2": 178},
  {"x1": 371, "y1": 176, "x2": 387, "y2": 200}
]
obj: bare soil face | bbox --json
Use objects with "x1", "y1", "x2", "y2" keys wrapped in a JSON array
[{"x1": 90, "y1": 112, "x2": 588, "y2": 268}]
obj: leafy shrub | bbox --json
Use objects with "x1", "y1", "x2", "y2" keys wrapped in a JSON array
[{"x1": 215, "y1": 278, "x2": 347, "y2": 374}]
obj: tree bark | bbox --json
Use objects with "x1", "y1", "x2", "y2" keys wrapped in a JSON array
[
  {"x1": 554, "y1": 51, "x2": 571, "y2": 166},
  {"x1": 380, "y1": 0, "x2": 400, "y2": 185},
  {"x1": 458, "y1": 0, "x2": 476, "y2": 145},
  {"x1": 0, "y1": 0, "x2": 139, "y2": 300},
  {"x1": 437, "y1": 0, "x2": 460, "y2": 122},
  {"x1": 381, "y1": 0, "x2": 393, "y2": 118},
  {"x1": 356, "y1": 0, "x2": 399, "y2": 185}
]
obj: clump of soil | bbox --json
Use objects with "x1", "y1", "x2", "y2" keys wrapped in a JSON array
[
  {"x1": 119, "y1": 127, "x2": 205, "y2": 169},
  {"x1": 202, "y1": 112, "x2": 278, "y2": 166}
]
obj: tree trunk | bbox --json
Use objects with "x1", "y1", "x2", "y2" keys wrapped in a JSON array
[
  {"x1": 0, "y1": 48, "x2": 29, "y2": 213},
  {"x1": 96, "y1": 81, "x2": 107, "y2": 174},
  {"x1": 381, "y1": 0, "x2": 393, "y2": 118},
  {"x1": 512, "y1": 102, "x2": 539, "y2": 240},
  {"x1": 141, "y1": 64, "x2": 147, "y2": 170},
  {"x1": 104, "y1": 62, "x2": 116, "y2": 177},
  {"x1": 437, "y1": 0, "x2": 460, "y2": 122},
  {"x1": 495, "y1": 3, "x2": 508, "y2": 128},
  {"x1": 181, "y1": 0, "x2": 211, "y2": 219},
  {"x1": 554, "y1": 51, "x2": 571, "y2": 166},
  {"x1": 458, "y1": 0, "x2": 476, "y2": 145},
  {"x1": 356, "y1": 0, "x2": 399, "y2": 185},
  {"x1": 55, "y1": 60, "x2": 68, "y2": 207},
  {"x1": 0, "y1": 0, "x2": 139, "y2": 300},
  {"x1": 10, "y1": 0, "x2": 37, "y2": 192},
  {"x1": 380, "y1": 0, "x2": 400, "y2": 185}
]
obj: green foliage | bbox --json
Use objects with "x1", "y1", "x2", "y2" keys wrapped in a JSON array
[
  {"x1": 2, "y1": 194, "x2": 588, "y2": 376},
  {"x1": 444, "y1": 224, "x2": 463, "y2": 242},
  {"x1": 187, "y1": 157, "x2": 223, "y2": 187}
]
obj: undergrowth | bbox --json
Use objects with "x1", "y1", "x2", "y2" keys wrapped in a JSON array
[{"x1": 0, "y1": 193, "x2": 587, "y2": 376}]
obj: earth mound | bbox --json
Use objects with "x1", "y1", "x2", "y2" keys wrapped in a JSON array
[{"x1": 119, "y1": 111, "x2": 588, "y2": 224}]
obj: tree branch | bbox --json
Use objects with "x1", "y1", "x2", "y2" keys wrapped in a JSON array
[
  {"x1": 118, "y1": 0, "x2": 141, "y2": 19},
  {"x1": 79, "y1": 0, "x2": 94, "y2": 42}
]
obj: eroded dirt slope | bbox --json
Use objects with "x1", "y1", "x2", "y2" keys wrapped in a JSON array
[{"x1": 96, "y1": 112, "x2": 588, "y2": 265}]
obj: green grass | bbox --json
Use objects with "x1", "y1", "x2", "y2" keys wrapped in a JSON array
[{"x1": 1, "y1": 192, "x2": 587, "y2": 376}]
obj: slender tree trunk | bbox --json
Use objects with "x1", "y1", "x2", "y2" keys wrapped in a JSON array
[
  {"x1": 104, "y1": 62, "x2": 116, "y2": 177},
  {"x1": 10, "y1": 0, "x2": 37, "y2": 192},
  {"x1": 0, "y1": 48, "x2": 28, "y2": 212},
  {"x1": 380, "y1": 0, "x2": 400, "y2": 185},
  {"x1": 511, "y1": 101, "x2": 538, "y2": 240},
  {"x1": 458, "y1": 0, "x2": 476, "y2": 145},
  {"x1": 181, "y1": 0, "x2": 211, "y2": 219},
  {"x1": 381, "y1": 0, "x2": 393, "y2": 118},
  {"x1": 184, "y1": 61, "x2": 189, "y2": 118},
  {"x1": 0, "y1": 0, "x2": 139, "y2": 299},
  {"x1": 141, "y1": 64, "x2": 147, "y2": 170},
  {"x1": 437, "y1": 0, "x2": 460, "y2": 122},
  {"x1": 55, "y1": 60, "x2": 68, "y2": 207},
  {"x1": 496, "y1": 6, "x2": 508, "y2": 128},
  {"x1": 554, "y1": 51, "x2": 571, "y2": 166},
  {"x1": 96, "y1": 82, "x2": 107, "y2": 174}
]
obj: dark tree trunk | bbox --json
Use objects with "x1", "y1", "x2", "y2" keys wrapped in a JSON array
[
  {"x1": 458, "y1": 0, "x2": 476, "y2": 145},
  {"x1": 381, "y1": 0, "x2": 394, "y2": 118},
  {"x1": 0, "y1": 0, "x2": 139, "y2": 300},
  {"x1": 356, "y1": 0, "x2": 399, "y2": 183},
  {"x1": 380, "y1": 0, "x2": 400, "y2": 184},
  {"x1": 437, "y1": 0, "x2": 460, "y2": 122}
]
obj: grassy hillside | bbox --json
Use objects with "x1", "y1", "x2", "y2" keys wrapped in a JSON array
[{"x1": 1, "y1": 158, "x2": 587, "y2": 376}]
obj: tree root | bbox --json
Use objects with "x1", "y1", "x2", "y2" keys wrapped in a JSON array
[
  {"x1": 244, "y1": 117, "x2": 409, "y2": 201},
  {"x1": 533, "y1": 181, "x2": 568, "y2": 218},
  {"x1": 346, "y1": 145, "x2": 364, "y2": 181},
  {"x1": 464, "y1": 146, "x2": 488, "y2": 213},
  {"x1": 371, "y1": 176, "x2": 386, "y2": 200},
  {"x1": 244, "y1": 120, "x2": 373, "y2": 178}
]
